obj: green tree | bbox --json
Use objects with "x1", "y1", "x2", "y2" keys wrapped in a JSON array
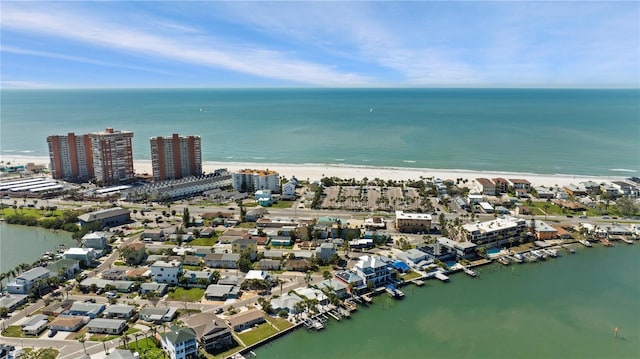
[
  {"x1": 616, "y1": 196, "x2": 639, "y2": 217},
  {"x1": 183, "y1": 207, "x2": 190, "y2": 227},
  {"x1": 237, "y1": 251, "x2": 253, "y2": 273}
]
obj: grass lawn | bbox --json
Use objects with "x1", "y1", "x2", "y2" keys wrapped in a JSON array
[
  {"x1": 89, "y1": 327, "x2": 140, "y2": 341},
  {"x1": 1, "y1": 325, "x2": 25, "y2": 337},
  {"x1": 265, "y1": 316, "x2": 293, "y2": 331},
  {"x1": 182, "y1": 264, "x2": 205, "y2": 271},
  {"x1": 190, "y1": 237, "x2": 217, "y2": 246},
  {"x1": 401, "y1": 271, "x2": 422, "y2": 281},
  {"x1": 125, "y1": 337, "x2": 165, "y2": 357},
  {"x1": 207, "y1": 345, "x2": 244, "y2": 359},
  {"x1": 23, "y1": 348, "x2": 58, "y2": 359},
  {"x1": 270, "y1": 201, "x2": 295, "y2": 209},
  {"x1": 236, "y1": 322, "x2": 278, "y2": 346},
  {"x1": 236, "y1": 222, "x2": 256, "y2": 229},
  {"x1": 167, "y1": 287, "x2": 204, "y2": 302}
]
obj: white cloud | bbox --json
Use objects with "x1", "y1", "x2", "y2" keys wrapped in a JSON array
[{"x1": 1, "y1": 4, "x2": 372, "y2": 86}]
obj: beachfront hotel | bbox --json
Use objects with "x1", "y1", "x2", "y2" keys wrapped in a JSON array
[
  {"x1": 150, "y1": 133, "x2": 202, "y2": 182},
  {"x1": 47, "y1": 132, "x2": 94, "y2": 182},
  {"x1": 232, "y1": 169, "x2": 280, "y2": 193},
  {"x1": 89, "y1": 128, "x2": 135, "y2": 185}
]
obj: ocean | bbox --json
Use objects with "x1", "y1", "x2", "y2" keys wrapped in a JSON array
[
  {"x1": 255, "y1": 244, "x2": 640, "y2": 359},
  {"x1": 1, "y1": 88, "x2": 639, "y2": 176}
]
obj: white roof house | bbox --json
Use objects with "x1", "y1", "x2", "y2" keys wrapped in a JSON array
[{"x1": 245, "y1": 270, "x2": 269, "y2": 281}]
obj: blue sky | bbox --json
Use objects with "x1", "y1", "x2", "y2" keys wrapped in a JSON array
[{"x1": 1, "y1": 1, "x2": 638, "y2": 88}]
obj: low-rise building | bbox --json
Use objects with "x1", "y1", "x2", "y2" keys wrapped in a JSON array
[
  {"x1": 529, "y1": 220, "x2": 558, "y2": 240},
  {"x1": 140, "y1": 282, "x2": 168, "y2": 297},
  {"x1": 319, "y1": 279, "x2": 348, "y2": 299},
  {"x1": 270, "y1": 293, "x2": 304, "y2": 314},
  {"x1": 49, "y1": 316, "x2": 87, "y2": 332},
  {"x1": 103, "y1": 305, "x2": 137, "y2": 320},
  {"x1": 231, "y1": 238, "x2": 257, "y2": 254},
  {"x1": 204, "y1": 253, "x2": 240, "y2": 269},
  {"x1": 315, "y1": 243, "x2": 337, "y2": 262},
  {"x1": 204, "y1": 284, "x2": 238, "y2": 301},
  {"x1": 87, "y1": 318, "x2": 127, "y2": 335},
  {"x1": 77, "y1": 207, "x2": 130, "y2": 229},
  {"x1": 6, "y1": 267, "x2": 50, "y2": 294},
  {"x1": 258, "y1": 258, "x2": 281, "y2": 270},
  {"x1": 21, "y1": 314, "x2": 49, "y2": 335},
  {"x1": 395, "y1": 211, "x2": 431, "y2": 233},
  {"x1": 150, "y1": 260, "x2": 183, "y2": 284},
  {"x1": 461, "y1": 216, "x2": 527, "y2": 247},
  {"x1": 63, "y1": 247, "x2": 96, "y2": 264},
  {"x1": 140, "y1": 307, "x2": 178, "y2": 323},
  {"x1": 474, "y1": 178, "x2": 497, "y2": 195},
  {"x1": 67, "y1": 302, "x2": 105, "y2": 319},
  {"x1": 227, "y1": 309, "x2": 265, "y2": 332},
  {"x1": 81, "y1": 231, "x2": 112, "y2": 257}
]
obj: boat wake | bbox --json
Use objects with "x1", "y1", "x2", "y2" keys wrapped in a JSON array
[{"x1": 609, "y1": 168, "x2": 637, "y2": 173}]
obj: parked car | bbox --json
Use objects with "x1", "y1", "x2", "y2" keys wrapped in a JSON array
[
  {"x1": 105, "y1": 291, "x2": 118, "y2": 299},
  {"x1": 48, "y1": 330, "x2": 58, "y2": 338}
]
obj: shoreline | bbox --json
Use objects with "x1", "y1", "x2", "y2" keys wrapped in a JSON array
[{"x1": 0, "y1": 154, "x2": 631, "y2": 188}]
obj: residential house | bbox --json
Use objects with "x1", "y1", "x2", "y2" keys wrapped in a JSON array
[
  {"x1": 188, "y1": 313, "x2": 236, "y2": 354},
  {"x1": 231, "y1": 238, "x2": 257, "y2": 254},
  {"x1": 315, "y1": 243, "x2": 336, "y2": 262},
  {"x1": 563, "y1": 184, "x2": 587, "y2": 197},
  {"x1": 140, "y1": 282, "x2": 168, "y2": 297},
  {"x1": 42, "y1": 300, "x2": 72, "y2": 317},
  {"x1": 204, "y1": 284, "x2": 238, "y2": 301},
  {"x1": 63, "y1": 247, "x2": 96, "y2": 264},
  {"x1": 529, "y1": 220, "x2": 558, "y2": 240},
  {"x1": 199, "y1": 227, "x2": 216, "y2": 238},
  {"x1": 21, "y1": 314, "x2": 49, "y2": 335},
  {"x1": 269, "y1": 236, "x2": 292, "y2": 247},
  {"x1": 335, "y1": 270, "x2": 366, "y2": 292},
  {"x1": 204, "y1": 253, "x2": 239, "y2": 269},
  {"x1": 474, "y1": 178, "x2": 497, "y2": 195},
  {"x1": 258, "y1": 259, "x2": 281, "y2": 270},
  {"x1": 353, "y1": 255, "x2": 392, "y2": 288},
  {"x1": 77, "y1": 207, "x2": 130, "y2": 229},
  {"x1": 140, "y1": 307, "x2": 178, "y2": 323},
  {"x1": 492, "y1": 178, "x2": 510, "y2": 194},
  {"x1": 160, "y1": 326, "x2": 198, "y2": 359},
  {"x1": 103, "y1": 305, "x2": 137, "y2": 320},
  {"x1": 101, "y1": 268, "x2": 125, "y2": 280},
  {"x1": 282, "y1": 182, "x2": 296, "y2": 197},
  {"x1": 121, "y1": 243, "x2": 147, "y2": 265},
  {"x1": 67, "y1": 302, "x2": 105, "y2": 319},
  {"x1": 509, "y1": 179, "x2": 532, "y2": 191},
  {"x1": 87, "y1": 318, "x2": 127, "y2": 335},
  {"x1": 81, "y1": 231, "x2": 112, "y2": 257},
  {"x1": 227, "y1": 310, "x2": 265, "y2": 332},
  {"x1": 182, "y1": 270, "x2": 214, "y2": 286},
  {"x1": 141, "y1": 229, "x2": 166, "y2": 242},
  {"x1": 0, "y1": 294, "x2": 28, "y2": 313},
  {"x1": 106, "y1": 349, "x2": 137, "y2": 359},
  {"x1": 319, "y1": 279, "x2": 348, "y2": 299},
  {"x1": 6, "y1": 267, "x2": 50, "y2": 295},
  {"x1": 293, "y1": 287, "x2": 329, "y2": 305},
  {"x1": 150, "y1": 260, "x2": 183, "y2": 284},
  {"x1": 270, "y1": 293, "x2": 304, "y2": 314},
  {"x1": 262, "y1": 250, "x2": 285, "y2": 259},
  {"x1": 244, "y1": 270, "x2": 269, "y2": 282},
  {"x1": 284, "y1": 259, "x2": 310, "y2": 272},
  {"x1": 48, "y1": 316, "x2": 87, "y2": 332},
  {"x1": 46, "y1": 259, "x2": 81, "y2": 279},
  {"x1": 395, "y1": 248, "x2": 428, "y2": 265},
  {"x1": 395, "y1": 211, "x2": 432, "y2": 233},
  {"x1": 433, "y1": 237, "x2": 478, "y2": 260}
]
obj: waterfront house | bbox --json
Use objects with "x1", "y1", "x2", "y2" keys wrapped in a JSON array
[
  {"x1": 139, "y1": 282, "x2": 168, "y2": 296},
  {"x1": 509, "y1": 179, "x2": 532, "y2": 191},
  {"x1": 150, "y1": 260, "x2": 183, "y2": 284},
  {"x1": 187, "y1": 313, "x2": 236, "y2": 354},
  {"x1": 140, "y1": 307, "x2": 178, "y2": 323},
  {"x1": 103, "y1": 305, "x2": 137, "y2": 320},
  {"x1": 433, "y1": 238, "x2": 477, "y2": 260},
  {"x1": 67, "y1": 302, "x2": 105, "y2": 319},
  {"x1": 395, "y1": 248, "x2": 428, "y2": 265},
  {"x1": 49, "y1": 316, "x2": 87, "y2": 332},
  {"x1": 270, "y1": 293, "x2": 304, "y2": 314},
  {"x1": 63, "y1": 247, "x2": 96, "y2": 264},
  {"x1": 282, "y1": 182, "x2": 296, "y2": 197},
  {"x1": 294, "y1": 287, "x2": 329, "y2": 305},
  {"x1": 492, "y1": 178, "x2": 510, "y2": 194},
  {"x1": 528, "y1": 220, "x2": 558, "y2": 240},
  {"x1": 395, "y1": 211, "x2": 432, "y2": 233},
  {"x1": 6, "y1": 267, "x2": 51, "y2": 294},
  {"x1": 46, "y1": 259, "x2": 81, "y2": 279},
  {"x1": 335, "y1": 270, "x2": 366, "y2": 292},
  {"x1": 474, "y1": 178, "x2": 497, "y2": 196},
  {"x1": 227, "y1": 309, "x2": 266, "y2": 332},
  {"x1": 20, "y1": 314, "x2": 49, "y2": 335},
  {"x1": 160, "y1": 326, "x2": 198, "y2": 359},
  {"x1": 87, "y1": 318, "x2": 127, "y2": 335},
  {"x1": 81, "y1": 231, "x2": 112, "y2": 257},
  {"x1": 353, "y1": 255, "x2": 392, "y2": 288},
  {"x1": 78, "y1": 207, "x2": 130, "y2": 229},
  {"x1": 319, "y1": 279, "x2": 348, "y2": 299}
]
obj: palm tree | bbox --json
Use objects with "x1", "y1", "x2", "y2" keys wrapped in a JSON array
[
  {"x1": 79, "y1": 338, "x2": 87, "y2": 354},
  {"x1": 304, "y1": 271, "x2": 312, "y2": 287}
]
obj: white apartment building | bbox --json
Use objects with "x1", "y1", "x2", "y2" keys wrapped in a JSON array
[
  {"x1": 461, "y1": 215, "x2": 527, "y2": 247},
  {"x1": 150, "y1": 260, "x2": 183, "y2": 284},
  {"x1": 232, "y1": 169, "x2": 280, "y2": 193}
]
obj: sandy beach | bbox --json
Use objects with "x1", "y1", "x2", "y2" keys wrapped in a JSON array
[{"x1": 1, "y1": 155, "x2": 629, "y2": 188}]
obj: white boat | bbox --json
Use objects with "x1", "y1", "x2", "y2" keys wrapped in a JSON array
[
  {"x1": 462, "y1": 266, "x2": 478, "y2": 277},
  {"x1": 543, "y1": 249, "x2": 558, "y2": 257},
  {"x1": 434, "y1": 271, "x2": 450, "y2": 282},
  {"x1": 523, "y1": 252, "x2": 538, "y2": 262},
  {"x1": 578, "y1": 239, "x2": 592, "y2": 247},
  {"x1": 512, "y1": 253, "x2": 525, "y2": 262},
  {"x1": 621, "y1": 238, "x2": 633, "y2": 244},
  {"x1": 497, "y1": 257, "x2": 511, "y2": 266},
  {"x1": 530, "y1": 250, "x2": 547, "y2": 260}
]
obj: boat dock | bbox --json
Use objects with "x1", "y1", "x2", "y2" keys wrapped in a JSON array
[
  {"x1": 434, "y1": 271, "x2": 450, "y2": 282},
  {"x1": 412, "y1": 279, "x2": 425, "y2": 286},
  {"x1": 497, "y1": 256, "x2": 510, "y2": 266},
  {"x1": 462, "y1": 266, "x2": 478, "y2": 277},
  {"x1": 361, "y1": 294, "x2": 373, "y2": 303}
]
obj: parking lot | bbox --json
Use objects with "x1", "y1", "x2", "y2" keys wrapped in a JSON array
[{"x1": 321, "y1": 185, "x2": 425, "y2": 211}]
